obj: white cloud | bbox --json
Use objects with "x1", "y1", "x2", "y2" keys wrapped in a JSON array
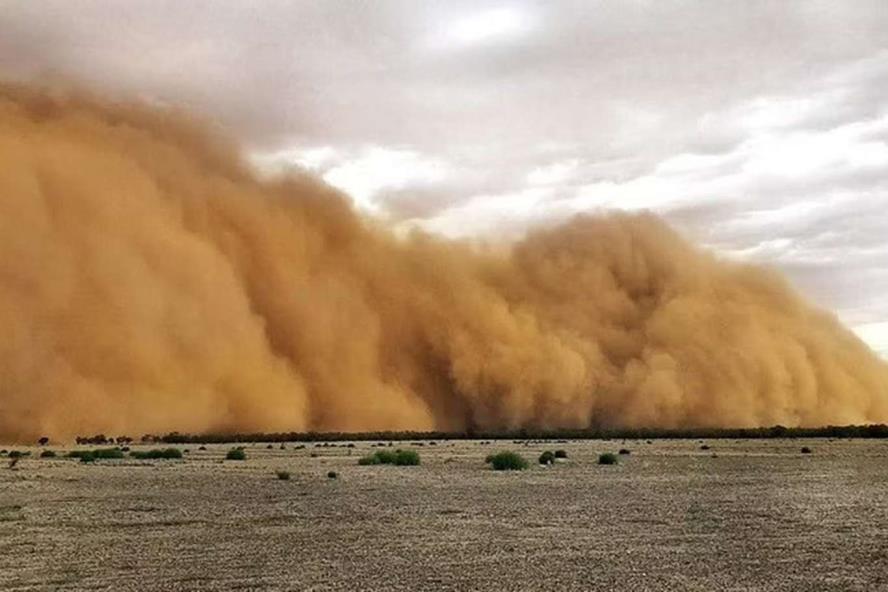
[
  {"x1": 322, "y1": 147, "x2": 449, "y2": 213},
  {"x1": 432, "y1": 6, "x2": 535, "y2": 50},
  {"x1": 853, "y1": 322, "x2": 888, "y2": 358},
  {"x1": 526, "y1": 159, "x2": 579, "y2": 186}
]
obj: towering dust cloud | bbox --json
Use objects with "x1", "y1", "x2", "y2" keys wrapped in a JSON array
[{"x1": 1, "y1": 85, "x2": 887, "y2": 441}]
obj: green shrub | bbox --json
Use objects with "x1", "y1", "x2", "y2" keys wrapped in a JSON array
[
  {"x1": 538, "y1": 451, "x2": 555, "y2": 465},
  {"x1": 394, "y1": 449, "x2": 420, "y2": 466},
  {"x1": 489, "y1": 451, "x2": 528, "y2": 471},
  {"x1": 275, "y1": 471, "x2": 291, "y2": 481},
  {"x1": 40, "y1": 450, "x2": 57, "y2": 458},
  {"x1": 67, "y1": 448, "x2": 123, "y2": 463},
  {"x1": 226, "y1": 448, "x2": 246, "y2": 461},
  {"x1": 94, "y1": 448, "x2": 124, "y2": 459},
  {"x1": 554, "y1": 449, "x2": 568, "y2": 459},
  {"x1": 375, "y1": 450, "x2": 397, "y2": 464},
  {"x1": 357, "y1": 449, "x2": 420, "y2": 466},
  {"x1": 8, "y1": 451, "x2": 29, "y2": 459},
  {"x1": 598, "y1": 452, "x2": 618, "y2": 465},
  {"x1": 131, "y1": 448, "x2": 183, "y2": 460},
  {"x1": 67, "y1": 450, "x2": 94, "y2": 462}
]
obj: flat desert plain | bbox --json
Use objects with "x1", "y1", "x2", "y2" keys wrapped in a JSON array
[{"x1": 1, "y1": 439, "x2": 887, "y2": 591}]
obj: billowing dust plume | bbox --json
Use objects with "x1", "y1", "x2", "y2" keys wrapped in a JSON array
[{"x1": 2, "y1": 85, "x2": 887, "y2": 441}]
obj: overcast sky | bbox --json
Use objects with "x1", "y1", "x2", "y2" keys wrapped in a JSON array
[{"x1": 2, "y1": 0, "x2": 887, "y2": 355}]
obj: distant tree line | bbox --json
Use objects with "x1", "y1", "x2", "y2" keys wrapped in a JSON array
[{"x1": 65, "y1": 424, "x2": 888, "y2": 445}]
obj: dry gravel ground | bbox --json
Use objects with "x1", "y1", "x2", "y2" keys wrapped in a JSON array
[{"x1": 1, "y1": 439, "x2": 887, "y2": 591}]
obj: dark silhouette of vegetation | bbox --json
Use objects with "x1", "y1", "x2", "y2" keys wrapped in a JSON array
[
  {"x1": 130, "y1": 448, "x2": 183, "y2": 460},
  {"x1": 488, "y1": 451, "x2": 528, "y2": 471},
  {"x1": 226, "y1": 448, "x2": 247, "y2": 461},
  {"x1": 801, "y1": 446, "x2": 812, "y2": 454},
  {"x1": 618, "y1": 448, "x2": 631, "y2": 455},
  {"x1": 38, "y1": 437, "x2": 49, "y2": 446},
  {"x1": 40, "y1": 450, "x2": 57, "y2": 458},
  {"x1": 8, "y1": 451, "x2": 29, "y2": 459},
  {"x1": 327, "y1": 471, "x2": 338, "y2": 479},
  {"x1": 554, "y1": 449, "x2": 568, "y2": 459},
  {"x1": 700, "y1": 445, "x2": 711, "y2": 451},
  {"x1": 276, "y1": 471, "x2": 291, "y2": 480},
  {"x1": 598, "y1": 452, "x2": 618, "y2": 465},
  {"x1": 538, "y1": 451, "x2": 555, "y2": 465},
  {"x1": 110, "y1": 424, "x2": 888, "y2": 446},
  {"x1": 75, "y1": 434, "x2": 112, "y2": 445}
]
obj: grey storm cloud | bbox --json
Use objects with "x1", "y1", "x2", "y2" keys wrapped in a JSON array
[{"x1": 1, "y1": 0, "x2": 887, "y2": 352}]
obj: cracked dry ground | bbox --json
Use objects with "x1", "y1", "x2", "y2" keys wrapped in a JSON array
[{"x1": 1, "y1": 439, "x2": 887, "y2": 591}]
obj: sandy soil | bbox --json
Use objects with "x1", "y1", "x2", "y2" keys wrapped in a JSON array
[{"x1": 1, "y1": 439, "x2": 886, "y2": 591}]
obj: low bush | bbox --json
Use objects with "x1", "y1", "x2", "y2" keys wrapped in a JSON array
[
  {"x1": 538, "y1": 451, "x2": 555, "y2": 465},
  {"x1": 94, "y1": 448, "x2": 124, "y2": 459},
  {"x1": 488, "y1": 451, "x2": 528, "y2": 471},
  {"x1": 801, "y1": 446, "x2": 812, "y2": 454},
  {"x1": 131, "y1": 448, "x2": 183, "y2": 460},
  {"x1": 394, "y1": 449, "x2": 420, "y2": 466},
  {"x1": 598, "y1": 452, "x2": 618, "y2": 465},
  {"x1": 67, "y1": 448, "x2": 124, "y2": 463},
  {"x1": 618, "y1": 448, "x2": 631, "y2": 455},
  {"x1": 375, "y1": 450, "x2": 397, "y2": 464},
  {"x1": 554, "y1": 449, "x2": 568, "y2": 459},
  {"x1": 700, "y1": 444, "x2": 711, "y2": 451},
  {"x1": 275, "y1": 471, "x2": 291, "y2": 480},
  {"x1": 357, "y1": 449, "x2": 420, "y2": 466},
  {"x1": 327, "y1": 471, "x2": 338, "y2": 479},
  {"x1": 40, "y1": 450, "x2": 57, "y2": 458},
  {"x1": 226, "y1": 448, "x2": 247, "y2": 461},
  {"x1": 8, "y1": 451, "x2": 29, "y2": 459}
]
